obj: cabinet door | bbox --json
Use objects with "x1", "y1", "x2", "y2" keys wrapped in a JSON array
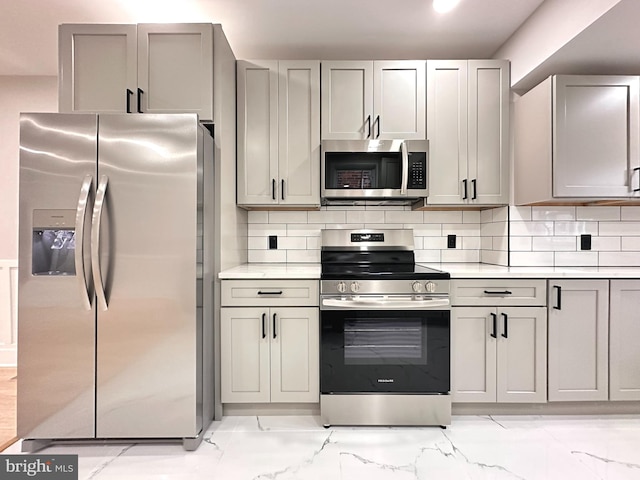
[
  {"x1": 496, "y1": 307, "x2": 547, "y2": 403},
  {"x1": 451, "y1": 307, "x2": 497, "y2": 402},
  {"x1": 468, "y1": 60, "x2": 510, "y2": 205},
  {"x1": 426, "y1": 60, "x2": 468, "y2": 204},
  {"x1": 237, "y1": 60, "x2": 279, "y2": 205},
  {"x1": 137, "y1": 23, "x2": 213, "y2": 120},
  {"x1": 553, "y1": 75, "x2": 640, "y2": 198},
  {"x1": 609, "y1": 280, "x2": 640, "y2": 400},
  {"x1": 59, "y1": 24, "x2": 137, "y2": 113},
  {"x1": 321, "y1": 61, "x2": 373, "y2": 140},
  {"x1": 278, "y1": 61, "x2": 321, "y2": 206},
  {"x1": 270, "y1": 308, "x2": 319, "y2": 403},
  {"x1": 373, "y1": 61, "x2": 426, "y2": 140},
  {"x1": 221, "y1": 308, "x2": 270, "y2": 403},
  {"x1": 548, "y1": 280, "x2": 609, "y2": 401}
]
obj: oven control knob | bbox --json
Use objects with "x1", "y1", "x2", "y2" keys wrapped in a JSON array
[
  {"x1": 336, "y1": 281, "x2": 347, "y2": 293},
  {"x1": 350, "y1": 281, "x2": 360, "y2": 293},
  {"x1": 425, "y1": 281, "x2": 437, "y2": 293},
  {"x1": 411, "y1": 281, "x2": 423, "y2": 293}
]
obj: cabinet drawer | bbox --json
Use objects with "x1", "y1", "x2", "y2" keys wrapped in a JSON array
[
  {"x1": 221, "y1": 280, "x2": 319, "y2": 307},
  {"x1": 451, "y1": 279, "x2": 547, "y2": 306}
]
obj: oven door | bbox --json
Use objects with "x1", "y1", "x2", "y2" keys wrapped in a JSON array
[{"x1": 320, "y1": 308, "x2": 450, "y2": 394}]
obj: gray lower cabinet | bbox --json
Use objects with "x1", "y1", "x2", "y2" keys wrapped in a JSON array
[
  {"x1": 547, "y1": 279, "x2": 609, "y2": 402},
  {"x1": 609, "y1": 280, "x2": 640, "y2": 401},
  {"x1": 451, "y1": 279, "x2": 547, "y2": 403},
  {"x1": 220, "y1": 280, "x2": 319, "y2": 404}
]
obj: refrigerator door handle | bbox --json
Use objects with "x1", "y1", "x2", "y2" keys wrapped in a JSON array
[
  {"x1": 75, "y1": 175, "x2": 93, "y2": 310},
  {"x1": 91, "y1": 175, "x2": 109, "y2": 311}
]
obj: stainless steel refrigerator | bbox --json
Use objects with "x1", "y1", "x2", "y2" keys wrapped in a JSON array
[{"x1": 17, "y1": 113, "x2": 214, "y2": 451}]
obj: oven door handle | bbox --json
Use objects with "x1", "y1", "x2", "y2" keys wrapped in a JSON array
[{"x1": 321, "y1": 297, "x2": 450, "y2": 310}]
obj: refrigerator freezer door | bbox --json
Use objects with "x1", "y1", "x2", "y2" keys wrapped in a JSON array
[
  {"x1": 18, "y1": 113, "x2": 98, "y2": 439},
  {"x1": 95, "y1": 114, "x2": 200, "y2": 438}
]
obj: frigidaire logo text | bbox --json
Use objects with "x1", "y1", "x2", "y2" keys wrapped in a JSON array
[
  {"x1": 377, "y1": 378, "x2": 394, "y2": 383},
  {"x1": 1, "y1": 455, "x2": 77, "y2": 479}
]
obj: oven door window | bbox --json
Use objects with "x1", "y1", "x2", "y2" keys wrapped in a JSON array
[{"x1": 321, "y1": 309, "x2": 450, "y2": 394}]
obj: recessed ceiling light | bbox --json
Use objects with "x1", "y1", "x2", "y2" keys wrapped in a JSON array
[{"x1": 433, "y1": 0, "x2": 461, "y2": 13}]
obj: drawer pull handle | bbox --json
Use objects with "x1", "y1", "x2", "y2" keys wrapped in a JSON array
[
  {"x1": 483, "y1": 290, "x2": 512, "y2": 295},
  {"x1": 273, "y1": 313, "x2": 277, "y2": 339},
  {"x1": 258, "y1": 291, "x2": 283, "y2": 295},
  {"x1": 261, "y1": 313, "x2": 266, "y2": 339},
  {"x1": 553, "y1": 285, "x2": 562, "y2": 310},
  {"x1": 490, "y1": 313, "x2": 497, "y2": 339}
]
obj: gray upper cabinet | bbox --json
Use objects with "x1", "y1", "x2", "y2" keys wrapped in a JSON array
[
  {"x1": 515, "y1": 75, "x2": 640, "y2": 204},
  {"x1": 59, "y1": 23, "x2": 215, "y2": 121},
  {"x1": 321, "y1": 61, "x2": 426, "y2": 140},
  {"x1": 237, "y1": 60, "x2": 320, "y2": 207},
  {"x1": 426, "y1": 60, "x2": 509, "y2": 205}
]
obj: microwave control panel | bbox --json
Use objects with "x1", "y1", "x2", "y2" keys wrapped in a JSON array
[{"x1": 407, "y1": 153, "x2": 427, "y2": 189}]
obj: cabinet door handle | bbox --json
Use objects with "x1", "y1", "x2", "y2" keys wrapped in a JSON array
[
  {"x1": 365, "y1": 115, "x2": 371, "y2": 139},
  {"x1": 501, "y1": 312, "x2": 508, "y2": 338},
  {"x1": 484, "y1": 290, "x2": 512, "y2": 295},
  {"x1": 126, "y1": 89, "x2": 134, "y2": 113},
  {"x1": 634, "y1": 167, "x2": 640, "y2": 192},
  {"x1": 490, "y1": 313, "x2": 497, "y2": 338},
  {"x1": 462, "y1": 179, "x2": 468, "y2": 200},
  {"x1": 472, "y1": 179, "x2": 477, "y2": 200},
  {"x1": 262, "y1": 313, "x2": 266, "y2": 339},
  {"x1": 375, "y1": 115, "x2": 381, "y2": 138},
  {"x1": 281, "y1": 179, "x2": 285, "y2": 200},
  {"x1": 272, "y1": 179, "x2": 276, "y2": 200},
  {"x1": 272, "y1": 313, "x2": 277, "y2": 339},
  {"x1": 553, "y1": 285, "x2": 562, "y2": 310},
  {"x1": 258, "y1": 290, "x2": 283, "y2": 295},
  {"x1": 137, "y1": 88, "x2": 144, "y2": 113}
]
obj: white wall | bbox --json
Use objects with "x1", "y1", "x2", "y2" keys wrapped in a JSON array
[{"x1": 0, "y1": 76, "x2": 58, "y2": 260}]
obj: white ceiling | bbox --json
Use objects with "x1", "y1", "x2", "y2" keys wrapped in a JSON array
[{"x1": 0, "y1": 0, "x2": 545, "y2": 76}]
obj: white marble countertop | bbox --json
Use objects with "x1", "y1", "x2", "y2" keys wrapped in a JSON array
[{"x1": 219, "y1": 262, "x2": 640, "y2": 280}]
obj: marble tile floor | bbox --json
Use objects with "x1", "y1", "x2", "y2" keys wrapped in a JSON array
[{"x1": 4, "y1": 415, "x2": 640, "y2": 479}]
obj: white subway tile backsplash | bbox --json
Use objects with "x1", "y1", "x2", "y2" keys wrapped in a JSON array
[
  {"x1": 306, "y1": 236, "x2": 321, "y2": 250},
  {"x1": 510, "y1": 251, "x2": 554, "y2": 267},
  {"x1": 481, "y1": 237, "x2": 493, "y2": 250},
  {"x1": 248, "y1": 211, "x2": 269, "y2": 223},
  {"x1": 480, "y1": 209, "x2": 493, "y2": 223},
  {"x1": 599, "y1": 252, "x2": 640, "y2": 266},
  {"x1": 509, "y1": 236, "x2": 532, "y2": 251},
  {"x1": 346, "y1": 210, "x2": 385, "y2": 224},
  {"x1": 423, "y1": 211, "x2": 462, "y2": 224},
  {"x1": 599, "y1": 222, "x2": 640, "y2": 236},
  {"x1": 248, "y1": 223, "x2": 287, "y2": 237},
  {"x1": 621, "y1": 207, "x2": 640, "y2": 221},
  {"x1": 532, "y1": 236, "x2": 577, "y2": 251},
  {"x1": 413, "y1": 237, "x2": 424, "y2": 249},
  {"x1": 510, "y1": 221, "x2": 554, "y2": 236},
  {"x1": 269, "y1": 211, "x2": 308, "y2": 224},
  {"x1": 463, "y1": 211, "x2": 481, "y2": 223},
  {"x1": 412, "y1": 224, "x2": 442, "y2": 236},
  {"x1": 307, "y1": 210, "x2": 346, "y2": 224},
  {"x1": 532, "y1": 206, "x2": 576, "y2": 221},
  {"x1": 509, "y1": 206, "x2": 532, "y2": 221},
  {"x1": 443, "y1": 224, "x2": 481, "y2": 236},
  {"x1": 481, "y1": 250, "x2": 508, "y2": 266},
  {"x1": 364, "y1": 224, "x2": 402, "y2": 230},
  {"x1": 441, "y1": 249, "x2": 480, "y2": 263},
  {"x1": 248, "y1": 237, "x2": 267, "y2": 250},
  {"x1": 554, "y1": 251, "x2": 598, "y2": 267},
  {"x1": 287, "y1": 249, "x2": 320, "y2": 263},
  {"x1": 492, "y1": 207, "x2": 509, "y2": 223},
  {"x1": 384, "y1": 210, "x2": 424, "y2": 224},
  {"x1": 287, "y1": 224, "x2": 323, "y2": 236},
  {"x1": 492, "y1": 236, "x2": 509, "y2": 251},
  {"x1": 248, "y1": 249, "x2": 287, "y2": 263},
  {"x1": 415, "y1": 250, "x2": 441, "y2": 263},
  {"x1": 423, "y1": 237, "x2": 448, "y2": 249},
  {"x1": 462, "y1": 237, "x2": 482, "y2": 250},
  {"x1": 576, "y1": 206, "x2": 620, "y2": 221},
  {"x1": 278, "y1": 237, "x2": 307, "y2": 250},
  {"x1": 621, "y1": 237, "x2": 640, "y2": 251},
  {"x1": 554, "y1": 221, "x2": 598, "y2": 236},
  {"x1": 590, "y1": 236, "x2": 621, "y2": 251}
]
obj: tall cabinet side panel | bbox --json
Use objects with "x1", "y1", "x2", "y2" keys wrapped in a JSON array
[{"x1": 18, "y1": 113, "x2": 98, "y2": 439}]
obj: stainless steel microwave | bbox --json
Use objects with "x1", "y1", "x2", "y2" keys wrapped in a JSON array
[{"x1": 321, "y1": 140, "x2": 429, "y2": 203}]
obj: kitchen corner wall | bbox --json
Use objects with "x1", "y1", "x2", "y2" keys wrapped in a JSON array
[
  {"x1": 247, "y1": 206, "x2": 509, "y2": 265},
  {"x1": 510, "y1": 206, "x2": 640, "y2": 267}
]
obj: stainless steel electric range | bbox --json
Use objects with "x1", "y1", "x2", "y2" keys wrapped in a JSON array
[{"x1": 320, "y1": 229, "x2": 451, "y2": 427}]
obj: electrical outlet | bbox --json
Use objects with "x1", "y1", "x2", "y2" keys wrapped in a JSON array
[
  {"x1": 447, "y1": 234, "x2": 456, "y2": 249},
  {"x1": 268, "y1": 235, "x2": 278, "y2": 249},
  {"x1": 580, "y1": 234, "x2": 592, "y2": 250}
]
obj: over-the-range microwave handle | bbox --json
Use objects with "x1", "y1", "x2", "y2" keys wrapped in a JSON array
[
  {"x1": 400, "y1": 141, "x2": 409, "y2": 195},
  {"x1": 75, "y1": 175, "x2": 93, "y2": 311},
  {"x1": 91, "y1": 175, "x2": 109, "y2": 311}
]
